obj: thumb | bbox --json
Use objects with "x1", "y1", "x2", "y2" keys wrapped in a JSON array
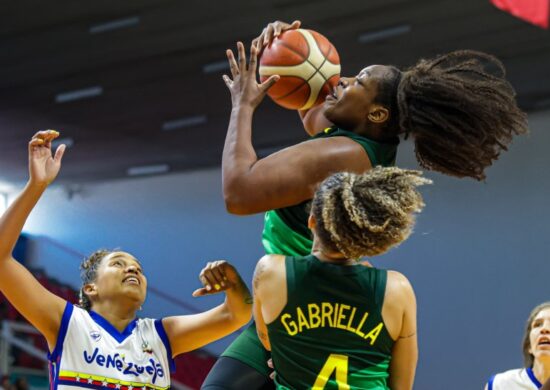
[
  {"x1": 54, "y1": 144, "x2": 67, "y2": 164},
  {"x1": 290, "y1": 20, "x2": 301, "y2": 29},
  {"x1": 192, "y1": 288, "x2": 207, "y2": 297},
  {"x1": 260, "y1": 75, "x2": 280, "y2": 93}
]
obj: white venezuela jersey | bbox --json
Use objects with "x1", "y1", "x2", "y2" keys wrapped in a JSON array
[
  {"x1": 48, "y1": 304, "x2": 175, "y2": 390},
  {"x1": 488, "y1": 368, "x2": 542, "y2": 390}
]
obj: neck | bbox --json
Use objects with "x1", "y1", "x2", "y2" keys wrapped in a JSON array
[
  {"x1": 311, "y1": 237, "x2": 356, "y2": 266},
  {"x1": 532, "y1": 359, "x2": 550, "y2": 384},
  {"x1": 351, "y1": 122, "x2": 396, "y2": 143},
  {"x1": 91, "y1": 301, "x2": 139, "y2": 332}
]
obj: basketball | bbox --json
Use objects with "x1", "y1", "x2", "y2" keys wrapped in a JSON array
[{"x1": 259, "y1": 29, "x2": 341, "y2": 111}]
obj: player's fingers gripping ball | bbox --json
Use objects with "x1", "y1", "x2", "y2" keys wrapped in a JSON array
[{"x1": 259, "y1": 29, "x2": 341, "y2": 110}]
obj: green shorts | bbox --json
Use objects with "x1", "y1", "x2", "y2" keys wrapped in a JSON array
[{"x1": 221, "y1": 321, "x2": 272, "y2": 376}]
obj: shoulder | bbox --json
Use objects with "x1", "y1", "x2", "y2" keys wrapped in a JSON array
[
  {"x1": 255, "y1": 255, "x2": 286, "y2": 279},
  {"x1": 488, "y1": 368, "x2": 526, "y2": 389},
  {"x1": 254, "y1": 255, "x2": 286, "y2": 291},
  {"x1": 383, "y1": 270, "x2": 416, "y2": 313},
  {"x1": 386, "y1": 270, "x2": 415, "y2": 297},
  {"x1": 297, "y1": 136, "x2": 372, "y2": 171},
  {"x1": 258, "y1": 254, "x2": 286, "y2": 266}
]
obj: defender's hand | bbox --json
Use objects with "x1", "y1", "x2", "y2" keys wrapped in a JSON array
[
  {"x1": 28, "y1": 130, "x2": 66, "y2": 187},
  {"x1": 192, "y1": 260, "x2": 242, "y2": 297}
]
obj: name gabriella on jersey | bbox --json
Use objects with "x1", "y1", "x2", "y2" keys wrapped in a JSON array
[
  {"x1": 279, "y1": 302, "x2": 384, "y2": 345},
  {"x1": 83, "y1": 348, "x2": 165, "y2": 384}
]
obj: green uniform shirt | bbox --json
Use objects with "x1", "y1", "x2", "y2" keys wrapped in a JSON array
[
  {"x1": 222, "y1": 127, "x2": 399, "y2": 374},
  {"x1": 262, "y1": 127, "x2": 399, "y2": 257},
  {"x1": 268, "y1": 255, "x2": 394, "y2": 390}
]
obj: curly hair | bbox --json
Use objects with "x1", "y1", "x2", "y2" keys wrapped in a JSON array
[
  {"x1": 402, "y1": 50, "x2": 528, "y2": 179},
  {"x1": 375, "y1": 50, "x2": 528, "y2": 180},
  {"x1": 311, "y1": 166, "x2": 431, "y2": 259},
  {"x1": 522, "y1": 301, "x2": 550, "y2": 367},
  {"x1": 79, "y1": 249, "x2": 114, "y2": 311}
]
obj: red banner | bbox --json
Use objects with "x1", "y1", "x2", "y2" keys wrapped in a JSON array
[{"x1": 490, "y1": 0, "x2": 549, "y2": 29}]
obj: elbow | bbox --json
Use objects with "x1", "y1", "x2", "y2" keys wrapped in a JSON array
[
  {"x1": 224, "y1": 196, "x2": 250, "y2": 216},
  {"x1": 239, "y1": 311, "x2": 253, "y2": 328},
  {"x1": 223, "y1": 185, "x2": 256, "y2": 215},
  {"x1": 223, "y1": 176, "x2": 264, "y2": 215},
  {"x1": 228, "y1": 308, "x2": 252, "y2": 330}
]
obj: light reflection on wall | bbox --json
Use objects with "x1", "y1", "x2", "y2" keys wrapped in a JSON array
[{"x1": 0, "y1": 192, "x2": 7, "y2": 214}]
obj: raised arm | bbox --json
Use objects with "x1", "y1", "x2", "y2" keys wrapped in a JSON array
[
  {"x1": 0, "y1": 130, "x2": 67, "y2": 351},
  {"x1": 384, "y1": 271, "x2": 418, "y2": 390},
  {"x1": 221, "y1": 42, "x2": 369, "y2": 215},
  {"x1": 162, "y1": 261, "x2": 252, "y2": 356}
]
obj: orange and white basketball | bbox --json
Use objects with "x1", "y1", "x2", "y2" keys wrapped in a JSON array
[{"x1": 259, "y1": 29, "x2": 341, "y2": 111}]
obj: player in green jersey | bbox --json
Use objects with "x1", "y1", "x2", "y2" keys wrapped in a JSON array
[
  {"x1": 202, "y1": 20, "x2": 528, "y2": 390},
  {"x1": 254, "y1": 166, "x2": 429, "y2": 389}
]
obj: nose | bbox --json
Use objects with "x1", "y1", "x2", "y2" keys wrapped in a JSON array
[
  {"x1": 338, "y1": 77, "x2": 350, "y2": 88},
  {"x1": 126, "y1": 264, "x2": 138, "y2": 274},
  {"x1": 542, "y1": 322, "x2": 550, "y2": 333}
]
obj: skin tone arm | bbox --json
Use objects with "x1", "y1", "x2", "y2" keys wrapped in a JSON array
[
  {"x1": 162, "y1": 260, "x2": 253, "y2": 356},
  {"x1": 298, "y1": 105, "x2": 334, "y2": 136},
  {"x1": 252, "y1": 255, "x2": 287, "y2": 351},
  {"x1": 221, "y1": 42, "x2": 370, "y2": 215},
  {"x1": 384, "y1": 271, "x2": 418, "y2": 390},
  {"x1": 0, "y1": 131, "x2": 67, "y2": 351}
]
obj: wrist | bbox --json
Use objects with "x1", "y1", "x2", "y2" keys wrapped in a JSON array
[
  {"x1": 231, "y1": 103, "x2": 255, "y2": 113},
  {"x1": 27, "y1": 179, "x2": 49, "y2": 192},
  {"x1": 228, "y1": 276, "x2": 245, "y2": 291}
]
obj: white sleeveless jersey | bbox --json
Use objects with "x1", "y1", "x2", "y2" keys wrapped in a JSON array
[
  {"x1": 48, "y1": 304, "x2": 174, "y2": 390},
  {"x1": 488, "y1": 368, "x2": 542, "y2": 390}
]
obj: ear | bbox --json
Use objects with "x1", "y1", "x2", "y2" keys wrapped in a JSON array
[
  {"x1": 83, "y1": 283, "x2": 97, "y2": 300},
  {"x1": 367, "y1": 105, "x2": 389, "y2": 124},
  {"x1": 308, "y1": 214, "x2": 316, "y2": 230}
]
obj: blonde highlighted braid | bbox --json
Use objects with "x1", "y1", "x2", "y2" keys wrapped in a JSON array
[{"x1": 312, "y1": 167, "x2": 431, "y2": 259}]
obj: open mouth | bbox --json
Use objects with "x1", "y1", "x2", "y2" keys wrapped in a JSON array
[
  {"x1": 538, "y1": 337, "x2": 550, "y2": 346},
  {"x1": 123, "y1": 276, "x2": 140, "y2": 285},
  {"x1": 325, "y1": 90, "x2": 338, "y2": 103}
]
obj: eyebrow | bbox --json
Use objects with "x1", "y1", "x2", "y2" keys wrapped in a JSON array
[
  {"x1": 109, "y1": 255, "x2": 143, "y2": 268},
  {"x1": 359, "y1": 69, "x2": 371, "y2": 77}
]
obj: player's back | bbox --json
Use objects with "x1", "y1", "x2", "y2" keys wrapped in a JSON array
[{"x1": 267, "y1": 254, "x2": 394, "y2": 390}]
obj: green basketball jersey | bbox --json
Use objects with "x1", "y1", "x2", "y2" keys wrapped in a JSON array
[
  {"x1": 268, "y1": 255, "x2": 394, "y2": 390},
  {"x1": 262, "y1": 127, "x2": 399, "y2": 257}
]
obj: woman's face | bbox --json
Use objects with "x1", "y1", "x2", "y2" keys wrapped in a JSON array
[
  {"x1": 323, "y1": 65, "x2": 390, "y2": 130},
  {"x1": 529, "y1": 307, "x2": 550, "y2": 363},
  {"x1": 90, "y1": 251, "x2": 147, "y2": 307}
]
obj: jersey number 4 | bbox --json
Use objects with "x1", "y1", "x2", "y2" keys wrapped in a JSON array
[{"x1": 313, "y1": 354, "x2": 350, "y2": 390}]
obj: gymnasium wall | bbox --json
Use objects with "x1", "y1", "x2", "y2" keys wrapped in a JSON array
[{"x1": 14, "y1": 109, "x2": 550, "y2": 389}]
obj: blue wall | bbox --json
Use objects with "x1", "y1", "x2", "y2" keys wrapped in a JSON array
[{"x1": 16, "y1": 109, "x2": 550, "y2": 389}]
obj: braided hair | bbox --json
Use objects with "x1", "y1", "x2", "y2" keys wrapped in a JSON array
[{"x1": 311, "y1": 166, "x2": 431, "y2": 259}]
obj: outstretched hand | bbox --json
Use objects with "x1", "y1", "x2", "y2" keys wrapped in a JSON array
[
  {"x1": 223, "y1": 41, "x2": 279, "y2": 109},
  {"x1": 28, "y1": 130, "x2": 66, "y2": 187},
  {"x1": 192, "y1": 260, "x2": 242, "y2": 297}
]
